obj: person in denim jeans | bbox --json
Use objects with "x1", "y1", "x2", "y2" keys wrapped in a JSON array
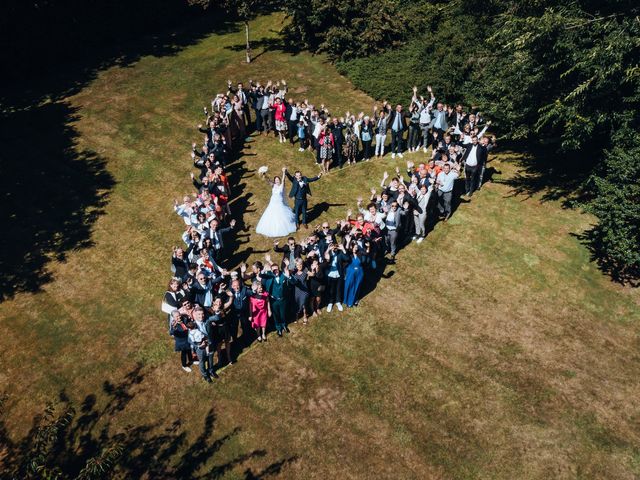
[{"x1": 373, "y1": 107, "x2": 388, "y2": 158}]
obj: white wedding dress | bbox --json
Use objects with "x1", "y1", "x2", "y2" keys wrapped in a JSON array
[{"x1": 255, "y1": 182, "x2": 297, "y2": 237}]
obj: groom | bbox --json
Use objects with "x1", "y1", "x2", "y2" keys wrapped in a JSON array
[{"x1": 284, "y1": 167, "x2": 322, "y2": 229}]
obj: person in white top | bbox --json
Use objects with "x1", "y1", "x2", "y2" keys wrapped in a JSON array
[
  {"x1": 412, "y1": 85, "x2": 435, "y2": 152},
  {"x1": 461, "y1": 135, "x2": 488, "y2": 196},
  {"x1": 436, "y1": 163, "x2": 459, "y2": 221}
]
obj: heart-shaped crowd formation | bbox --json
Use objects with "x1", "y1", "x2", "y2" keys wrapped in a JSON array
[{"x1": 161, "y1": 79, "x2": 496, "y2": 382}]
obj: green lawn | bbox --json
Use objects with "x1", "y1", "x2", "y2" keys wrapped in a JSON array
[{"x1": 1, "y1": 12, "x2": 639, "y2": 479}]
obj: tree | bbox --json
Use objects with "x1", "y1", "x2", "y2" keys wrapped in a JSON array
[
  {"x1": 230, "y1": 0, "x2": 257, "y2": 63},
  {"x1": 582, "y1": 127, "x2": 640, "y2": 282},
  {"x1": 282, "y1": 0, "x2": 410, "y2": 61}
]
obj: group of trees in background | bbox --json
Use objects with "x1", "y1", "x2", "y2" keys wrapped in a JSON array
[{"x1": 283, "y1": 0, "x2": 640, "y2": 281}]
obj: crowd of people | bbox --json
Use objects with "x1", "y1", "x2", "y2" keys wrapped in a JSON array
[{"x1": 162, "y1": 79, "x2": 497, "y2": 383}]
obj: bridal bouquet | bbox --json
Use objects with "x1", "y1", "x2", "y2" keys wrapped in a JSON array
[{"x1": 258, "y1": 166, "x2": 269, "y2": 175}]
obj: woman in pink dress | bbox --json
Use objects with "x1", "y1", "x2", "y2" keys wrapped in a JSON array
[
  {"x1": 249, "y1": 281, "x2": 271, "y2": 342},
  {"x1": 274, "y1": 97, "x2": 287, "y2": 144}
]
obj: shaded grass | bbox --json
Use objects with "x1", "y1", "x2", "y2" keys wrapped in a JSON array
[{"x1": 1, "y1": 11, "x2": 639, "y2": 480}]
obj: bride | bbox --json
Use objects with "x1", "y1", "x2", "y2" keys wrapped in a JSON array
[{"x1": 255, "y1": 167, "x2": 297, "y2": 237}]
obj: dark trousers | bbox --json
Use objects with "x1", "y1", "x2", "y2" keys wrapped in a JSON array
[
  {"x1": 288, "y1": 121, "x2": 298, "y2": 143},
  {"x1": 254, "y1": 108, "x2": 261, "y2": 132},
  {"x1": 334, "y1": 142, "x2": 343, "y2": 167},
  {"x1": 391, "y1": 129, "x2": 404, "y2": 153},
  {"x1": 271, "y1": 299, "x2": 287, "y2": 333},
  {"x1": 180, "y1": 350, "x2": 191, "y2": 367},
  {"x1": 362, "y1": 139, "x2": 372, "y2": 159},
  {"x1": 326, "y1": 276, "x2": 343, "y2": 304},
  {"x1": 269, "y1": 110, "x2": 275, "y2": 132},
  {"x1": 408, "y1": 124, "x2": 420, "y2": 149},
  {"x1": 437, "y1": 190, "x2": 453, "y2": 217},
  {"x1": 260, "y1": 109, "x2": 270, "y2": 132},
  {"x1": 294, "y1": 197, "x2": 307, "y2": 225},
  {"x1": 465, "y1": 164, "x2": 479, "y2": 195},
  {"x1": 242, "y1": 105, "x2": 251, "y2": 128}
]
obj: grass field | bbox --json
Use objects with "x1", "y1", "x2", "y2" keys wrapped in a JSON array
[{"x1": 1, "y1": 12, "x2": 640, "y2": 479}]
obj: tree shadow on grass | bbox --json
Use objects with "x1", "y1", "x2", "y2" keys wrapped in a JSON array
[
  {"x1": 0, "y1": 366, "x2": 297, "y2": 479},
  {"x1": 0, "y1": 102, "x2": 115, "y2": 301},
  {"x1": 0, "y1": 15, "x2": 241, "y2": 302},
  {"x1": 491, "y1": 142, "x2": 595, "y2": 206},
  {"x1": 571, "y1": 229, "x2": 640, "y2": 286},
  {"x1": 486, "y1": 142, "x2": 640, "y2": 282},
  {"x1": 224, "y1": 31, "x2": 303, "y2": 62}
]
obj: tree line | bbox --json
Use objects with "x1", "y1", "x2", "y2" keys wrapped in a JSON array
[{"x1": 282, "y1": 0, "x2": 640, "y2": 282}]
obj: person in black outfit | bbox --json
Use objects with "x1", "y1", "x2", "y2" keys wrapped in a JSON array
[
  {"x1": 307, "y1": 258, "x2": 326, "y2": 316},
  {"x1": 274, "y1": 236, "x2": 304, "y2": 270},
  {"x1": 205, "y1": 295, "x2": 233, "y2": 368},
  {"x1": 226, "y1": 278, "x2": 252, "y2": 346},
  {"x1": 284, "y1": 167, "x2": 322, "y2": 229},
  {"x1": 460, "y1": 135, "x2": 488, "y2": 196},
  {"x1": 329, "y1": 117, "x2": 345, "y2": 168},
  {"x1": 386, "y1": 104, "x2": 409, "y2": 158}
]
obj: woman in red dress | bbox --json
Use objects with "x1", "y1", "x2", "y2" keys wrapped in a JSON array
[
  {"x1": 274, "y1": 97, "x2": 287, "y2": 144},
  {"x1": 249, "y1": 281, "x2": 271, "y2": 342}
]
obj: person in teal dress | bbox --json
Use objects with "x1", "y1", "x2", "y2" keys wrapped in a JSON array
[{"x1": 342, "y1": 242, "x2": 371, "y2": 307}]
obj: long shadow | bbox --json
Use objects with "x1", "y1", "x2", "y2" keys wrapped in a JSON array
[
  {"x1": 492, "y1": 143, "x2": 595, "y2": 205},
  {"x1": 0, "y1": 367, "x2": 297, "y2": 479},
  {"x1": 223, "y1": 31, "x2": 303, "y2": 61},
  {"x1": 572, "y1": 229, "x2": 640, "y2": 286},
  {"x1": 0, "y1": 13, "x2": 241, "y2": 302},
  {"x1": 306, "y1": 202, "x2": 346, "y2": 225}
]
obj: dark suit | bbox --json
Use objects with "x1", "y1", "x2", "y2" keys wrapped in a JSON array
[
  {"x1": 324, "y1": 250, "x2": 349, "y2": 305},
  {"x1": 461, "y1": 144, "x2": 488, "y2": 195},
  {"x1": 208, "y1": 225, "x2": 234, "y2": 261},
  {"x1": 261, "y1": 271, "x2": 291, "y2": 333},
  {"x1": 228, "y1": 285, "x2": 251, "y2": 342},
  {"x1": 329, "y1": 122, "x2": 345, "y2": 167},
  {"x1": 274, "y1": 243, "x2": 304, "y2": 270},
  {"x1": 192, "y1": 275, "x2": 223, "y2": 307},
  {"x1": 386, "y1": 110, "x2": 409, "y2": 154},
  {"x1": 285, "y1": 171, "x2": 320, "y2": 226}
]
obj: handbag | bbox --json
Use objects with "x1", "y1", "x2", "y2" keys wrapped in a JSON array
[{"x1": 161, "y1": 301, "x2": 175, "y2": 314}]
